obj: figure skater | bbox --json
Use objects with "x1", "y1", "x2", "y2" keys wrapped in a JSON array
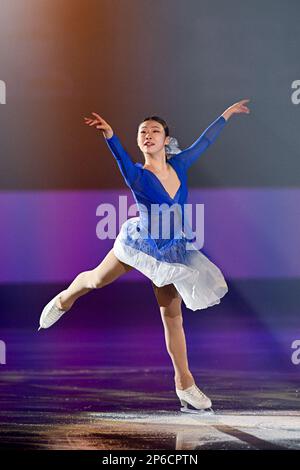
[{"x1": 38, "y1": 99, "x2": 250, "y2": 412}]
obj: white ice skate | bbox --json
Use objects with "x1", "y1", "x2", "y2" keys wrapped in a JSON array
[
  {"x1": 176, "y1": 384, "x2": 214, "y2": 414},
  {"x1": 38, "y1": 291, "x2": 67, "y2": 331}
]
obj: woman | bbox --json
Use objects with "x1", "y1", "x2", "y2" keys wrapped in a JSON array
[{"x1": 38, "y1": 99, "x2": 250, "y2": 412}]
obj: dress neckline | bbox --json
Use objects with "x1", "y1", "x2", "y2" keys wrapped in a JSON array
[{"x1": 140, "y1": 160, "x2": 182, "y2": 202}]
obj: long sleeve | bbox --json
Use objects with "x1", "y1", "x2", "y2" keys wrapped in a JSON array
[
  {"x1": 171, "y1": 115, "x2": 227, "y2": 170},
  {"x1": 105, "y1": 134, "x2": 140, "y2": 187}
]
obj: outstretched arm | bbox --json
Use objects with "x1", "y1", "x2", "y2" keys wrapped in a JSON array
[
  {"x1": 84, "y1": 112, "x2": 139, "y2": 187},
  {"x1": 172, "y1": 99, "x2": 250, "y2": 170},
  {"x1": 104, "y1": 133, "x2": 140, "y2": 187}
]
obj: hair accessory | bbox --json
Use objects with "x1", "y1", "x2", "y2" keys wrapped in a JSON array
[{"x1": 165, "y1": 136, "x2": 181, "y2": 156}]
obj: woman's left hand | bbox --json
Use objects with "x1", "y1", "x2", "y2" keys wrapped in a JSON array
[{"x1": 222, "y1": 99, "x2": 250, "y2": 120}]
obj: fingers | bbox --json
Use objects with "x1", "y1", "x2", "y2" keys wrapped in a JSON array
[
  {"x1": 89, "y1": 120, "x2": 98, "y2": 126},
  {"x1": 91, "y1": 112, "x2": 102, "y2": 120},
  {"x1": 235, "y1": 99, "x2": 250, "y2": 114},
  {"x1": 83, "y1": 116, "x2": 100, "y2": 126},
  {"x1": 238, "y1": 105, "x2": 250, "y2": 114},
  {"x1": 84, "y1": 119, "x2": 98, "y2": 126},
  {"x1": 83, "y1": 112, "x2": 106, "y2": 129}
]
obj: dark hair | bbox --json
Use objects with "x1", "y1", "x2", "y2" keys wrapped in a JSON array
[
  {"x1": 138, "y1": 115, "x2": 169, "y2": 137},
  {"x1": 138, "y1": 116, "x2": 170, "y2": 162}
]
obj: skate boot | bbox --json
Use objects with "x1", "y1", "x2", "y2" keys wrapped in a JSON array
[
  {"x1": 38, "y1": 291, "x2": 68, "y2": 331},
  {"x1": 176, "y1": 384, "x2": 214, "y2": 414}
]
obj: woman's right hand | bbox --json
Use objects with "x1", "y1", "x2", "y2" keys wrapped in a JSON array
[{"x1": 83, "y1": 112, "x2": 114, "y2": 139}]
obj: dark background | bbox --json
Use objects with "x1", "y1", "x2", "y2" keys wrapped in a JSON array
[{"x1": 0, "y1": 0, "x2": 299, "y2": 190}]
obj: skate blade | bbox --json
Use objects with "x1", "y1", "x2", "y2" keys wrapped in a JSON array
[{"x1": 180, "y1": 406, "x2": 215, "y2": 415}]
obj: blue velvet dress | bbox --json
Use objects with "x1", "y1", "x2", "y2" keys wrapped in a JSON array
[{"x1": 105, "y1": 115, "x2": 228, "y2": 311}]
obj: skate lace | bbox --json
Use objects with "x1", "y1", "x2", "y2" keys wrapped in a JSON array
[
  {"x1": 47, "y1": 305, "x2": 65, "y2": 321},
  {"x1": 186, "y1": 385, "x2": 207, "y2": 399}
]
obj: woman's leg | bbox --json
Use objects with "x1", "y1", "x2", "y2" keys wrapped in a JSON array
[
  {"x1": 151, "y1": 281, "x2": 195, "y2": 390},
  {"x1": 57, "y1": 248, "x2": 133, "y2": 311}
]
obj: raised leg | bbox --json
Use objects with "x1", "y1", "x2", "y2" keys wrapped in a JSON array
[
  {"x1": 151, "y1": 281, "x2": 195, "y2": 390},
  {"x1": 57, "y1": 248, "x2": 133, "y2": 311}
]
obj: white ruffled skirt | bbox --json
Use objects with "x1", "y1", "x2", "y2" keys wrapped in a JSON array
[{"x1": 113, "y1": 217, "x2": 228, "y2": 311}]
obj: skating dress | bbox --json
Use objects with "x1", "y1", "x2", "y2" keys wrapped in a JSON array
[{"x1": 105, "y1": 115, "x2": 228, "y2": 311}]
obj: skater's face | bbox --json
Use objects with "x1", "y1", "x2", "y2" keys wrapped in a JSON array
[{"x1": 137, "y1": 120, "x2": 170, "y2": 156}]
